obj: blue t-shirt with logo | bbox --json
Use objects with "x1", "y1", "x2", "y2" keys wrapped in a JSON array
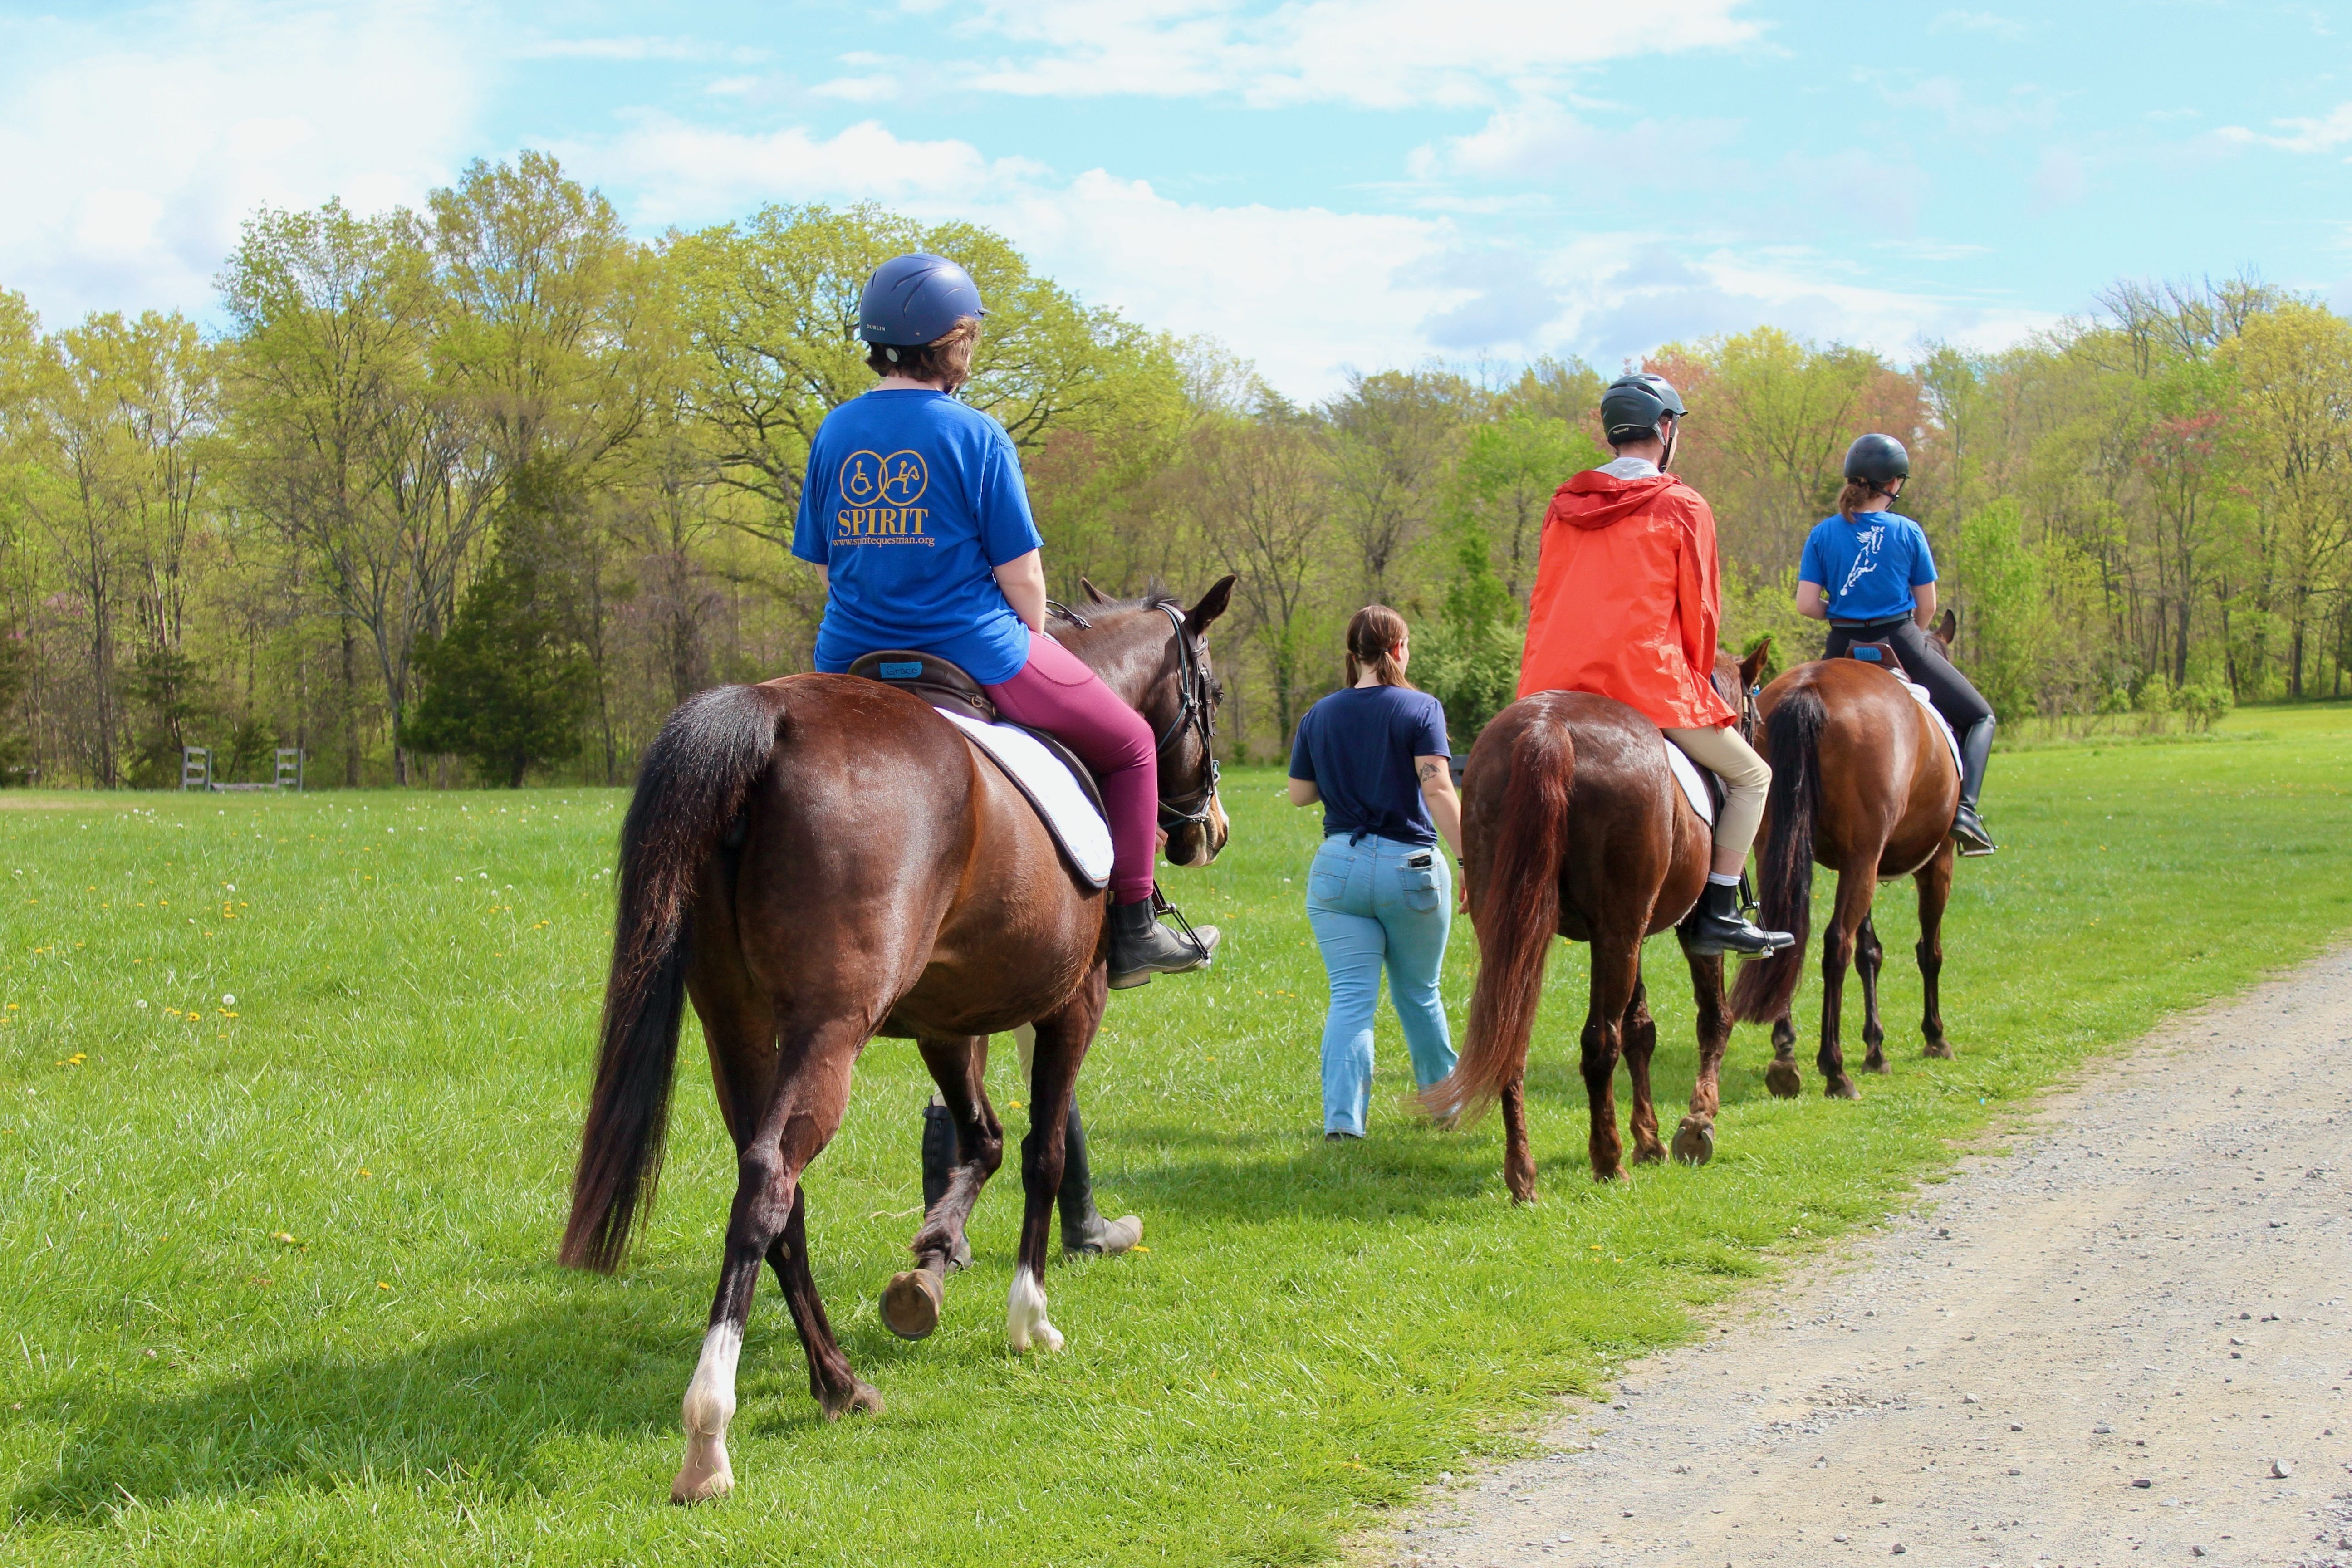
[
  {"x1": 1288, "y1": 685, "x2": 1451, "y2": 847},
  {"x1": 1798, "y1": 510, "x2": 1938, "y2": 625},
  {"x1": 791, "y1": 388, "x2": 1043, "y2": 685}
]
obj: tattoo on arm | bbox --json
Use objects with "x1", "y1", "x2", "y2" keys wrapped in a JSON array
[{"x1": 1417, "y1": 759, "x2": 1441, "y2": 782}]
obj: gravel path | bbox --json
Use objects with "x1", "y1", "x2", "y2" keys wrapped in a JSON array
[{"x1": 1395, "y1": 951, "x2": 2352, "y2": 1568}]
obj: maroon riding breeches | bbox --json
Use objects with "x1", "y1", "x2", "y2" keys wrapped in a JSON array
[{"x1": 982, "y1": 631, "x2": 1157, "y2": 906}]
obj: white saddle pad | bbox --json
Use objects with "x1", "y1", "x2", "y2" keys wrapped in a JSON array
[
  {"x1": 935, "y1": 709, "x2": 1114, "y2": 888},
  {"x1": 1663, "y1": 740, "x2": 1715, "y2": 826},
  {"x1": 1897, "y1": 676, "x2": 1963, "y2": 770}
]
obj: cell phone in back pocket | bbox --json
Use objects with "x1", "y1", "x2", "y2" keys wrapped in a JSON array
[{"x1": 1404, "y1": 851, "x2": 1433, "y2": 869}]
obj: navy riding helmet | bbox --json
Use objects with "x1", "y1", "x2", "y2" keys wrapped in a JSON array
[
  {"x1": 1598, "y1": 372, "x2": 1687, "y2": 443},
  {"x1": 856, "y1": 253, "x2": 986, "y2": 347}
]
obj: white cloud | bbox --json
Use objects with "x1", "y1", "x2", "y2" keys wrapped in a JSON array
[
  {"x1": 568, "y1": 116, "x2": 1050, "y2": 230},
  {"x1": 0, "y1": 2, "x2": 482, "y2": 328},
  {"x1": 1927, "y1": 11, "x2": 2029, "y2": 41},
  {"x1": 516, "y1": 35, "x2": 735, "y2": 62},
  {"x1": 577, "y1": 113, "x2": 2046, "y2": 397},
  {"x1": 813, "y1": 76, "x2": 902, "y2": 103},
  {"x1": 944, "y1": 0, "x2": 1761, "y2": 109},
  {"x1": 1407, "y1": 97, "x2": 1740, "y2": 181},
  {"x1": 2219, "y1": 102, "x2": 2352, "y2": 155}
]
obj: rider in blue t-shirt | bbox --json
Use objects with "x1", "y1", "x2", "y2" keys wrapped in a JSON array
[{"x1": 1795, "y1": 434, "x2": 1998, "y2": 854}]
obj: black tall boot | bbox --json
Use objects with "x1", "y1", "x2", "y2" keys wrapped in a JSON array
[
  {"x1": 1107, "y1": 895, "x2": 1220, "y2": 989},
  {"x1": 919, "y1": 1102, "x2": 972, "y2": 1271},
  {"x1": 1952, "y1": 717, "x2": 1997, "y2": 856},
  {"x1": 1058, "y1": 1101, "x2": 1142, "y2": 1257},
  {"x1": 1681, "y1": 879, "x2": 1794, "y2": 956}
]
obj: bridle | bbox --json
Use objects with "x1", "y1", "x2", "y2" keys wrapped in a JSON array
[
  {"x1": 1148, "y1": 602, "x2": 1221, "y2": 833},
  {"x1": 1047, "y1": 599, "x2": 1221, "y2": 834}
]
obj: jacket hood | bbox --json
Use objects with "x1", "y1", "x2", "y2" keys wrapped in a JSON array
[{"x1": 1554, "y1": 469, "x2": 1682, "y2": 529}]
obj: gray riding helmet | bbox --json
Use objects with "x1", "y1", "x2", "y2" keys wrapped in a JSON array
[
  {"x1": 1843, "y1": 433, "x2": 1911, "y2": 486},
  {"x1": 1598, "y1": 372, "x2": 1688, "y2": 443}
]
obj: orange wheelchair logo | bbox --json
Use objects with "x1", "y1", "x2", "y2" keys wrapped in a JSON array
[{"x1": 835, "y1": 449, "x2": 934, "y2": 545}]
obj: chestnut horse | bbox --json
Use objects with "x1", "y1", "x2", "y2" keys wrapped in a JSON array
[
  {"x1": 1727, "y1": 619, "x2": 1962, "y2": 1099},
  {"x1": 1425, "y1": 645, "x2": 1768, "y2": 1195},
  {"x1": 558, "y1": 581, "x2": 1233, "y2": 1503}
]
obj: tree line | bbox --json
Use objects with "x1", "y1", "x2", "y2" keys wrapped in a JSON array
[{"x1": 1, "y1": 154, "x2": 2345, "y2": 787}]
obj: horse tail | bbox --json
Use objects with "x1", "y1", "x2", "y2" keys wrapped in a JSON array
[
  {"x1": 560, "y1": 681, "x2": 789, "y2": 1274},
  {"x1": 1729, "y1": 683, "x2": 1823, "y2": 1024},
  {"x1": 1424, "y1": 711, "x2": 1572, "y2": 1127}
]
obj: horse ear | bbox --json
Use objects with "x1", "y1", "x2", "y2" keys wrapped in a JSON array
[
  {"x1": 1079, "y1": 577, "x2": 1112, "y2": 605},
  {"x1": 1740, "y1": 635, "x2": 1772, "y2": 690},
  {"x1": 1186, "y1": 575, "x2": 1237, "y2": 634},
  {"x1": 1938, "y1": 608, "x2": 1957, "y2": 643}
]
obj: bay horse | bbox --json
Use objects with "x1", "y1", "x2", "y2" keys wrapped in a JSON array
[
  {"x1": 558, "y1": 580, "x2": 1234, "y2": 1504},
  {"x1": 1727, "y1": 614, "x2": 1962, "y2": 1099},
  {"x1": 1424, "y1": 645, "x2": 1769, "y2": 1196}
]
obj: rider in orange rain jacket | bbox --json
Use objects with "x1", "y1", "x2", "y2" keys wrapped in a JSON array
[{"x1": 1517, "y1": 372, "x2": 1793, "y2": 956}]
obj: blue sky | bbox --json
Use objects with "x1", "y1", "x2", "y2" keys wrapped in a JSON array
[{"x1": 2, "y1": 0, "x2": 2347, "y2": 396}]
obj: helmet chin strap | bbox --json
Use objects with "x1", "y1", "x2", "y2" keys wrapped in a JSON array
[{"x1": 1658, "y1": 418, "x2": 1678, "y2": 473}]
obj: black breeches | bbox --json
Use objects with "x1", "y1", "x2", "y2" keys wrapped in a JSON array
[{"x1": 1823, "y1": 618, "x2": 1994, "y2": 734}]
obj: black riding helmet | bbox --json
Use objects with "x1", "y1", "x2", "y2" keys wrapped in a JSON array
[
  {"x1": 1599, "y1": 372, "x2": 1687, "y2": 444},
  {"x1": 1843, "y1": 433, "x2": 1911, "y2": 487}
]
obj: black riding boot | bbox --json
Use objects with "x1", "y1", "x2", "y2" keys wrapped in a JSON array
[
  {"x1": 1952, "y1": 716, "x2": 1997, "y2": 856},
  {"x1": 919, "y1": 1102, "x2": 972, "y2": 1271},
  {"x1": 1682, "y1": 879, "x2": 1795, "y2": 957},
  {"x1": 1107, "y1": 894, "x2": 1220, "y2": 990},
  {"x1": 1058, "y1": 1101, "x2": 1142, "y2": 1257}
]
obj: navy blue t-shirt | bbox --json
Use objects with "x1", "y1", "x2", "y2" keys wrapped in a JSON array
[
  {"x1": 1288, "y1": 685, "x2": 1451, "y2": 847},
  {"x1": 1798, "y1": 510, "x2": 1937, "y2": 625},
  {"x1": 791, "y1": 388, "x2": 1044, "y2": 685}
]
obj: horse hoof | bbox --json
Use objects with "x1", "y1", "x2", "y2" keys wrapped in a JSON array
[
  {"x1": 821, "y1": 1380, "x2": 886, "y2": 1421},
  {"x1": 1632, "y1": 1143, "x2": 1666, "y2": 1166},
  {"x1": 881, "y1": 1268, "x2": 944, "y2": 1341},
  {"x1": 1006, "y1": 1267, "x2": 1064, "y2": 1355},
  {"x1": 1862, "y1": 1055, "x2": 1890, "y2": 1075},
  {"x1": 1922, "y1": 1040, "x2": 1955, "y2": 1059},
  {"x1": 1825, "y1": 1078, "x2": 1863, "y2": 1101},
  {"x1": 1671, "y1": 1118, "x2": 1715, "y2": 1167},
  {"x1": 1765, "y1": 1062, "x2": 1803, "y2": 1099},
  {"x1": 671, "y1": 1450, "x2": 734, "y2": 1505}
]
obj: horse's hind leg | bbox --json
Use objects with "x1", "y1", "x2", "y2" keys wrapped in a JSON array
[
  {"x1": 1672, "y1": 947, "x2": 1728, "y2": 1166},
  {"x1": 1856, "y1": 913, "x2": 1889, "y2": 1073},
  {"x1": 882, "y1": 1035, "x2": 1004, "y2": 1341},
  {"x1": 676, "y1": 1018, "x2": 866, "y2": 1504},
  {"x1": 1007, "y1": 971, "x2": 1107, "y2": 1354},
  {"x1": 1500, "y1": 1073, "x2": 1536, "y2": 1203},
  {"x1": 1915, "y1": 840, "x2": 1956, "y2": 1058},
  {"x1": 1816, "y1": 871, "x2": 1875, "y2": 1101},
  {"x1": 1580, "y1": 933, "x2": 1642, "y2": 1181},
  {"x1": 769, "y1": 1182, "x2": 881, "y2": 1417},
  {"x1": 1765, "y1": 1013, "x2": 1803, "y2": 1099},
  {"x1": 1620, "y1": 970, "x2": 1666, "y2": 1166}
]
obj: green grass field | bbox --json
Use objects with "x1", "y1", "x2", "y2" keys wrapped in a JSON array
[{"x1": 0, "y1": 705, "x2": 2343, "y2": 1566}]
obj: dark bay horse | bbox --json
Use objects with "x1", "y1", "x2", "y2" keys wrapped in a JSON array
[
  {"x1": 1728, "y1": 619, "x2": 1962, "y2": 1099},
  {"x1": 1425, "y1": 645, "x2": 1769, "y2": 1195},
  {"x1": 559, "y1": 580, "x2": 1233, "y2": 1503}
]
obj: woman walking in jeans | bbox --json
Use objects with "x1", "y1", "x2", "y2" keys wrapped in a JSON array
[{"x1": 1288, "y1": 606, "x2": 1465, "y2": 1141}]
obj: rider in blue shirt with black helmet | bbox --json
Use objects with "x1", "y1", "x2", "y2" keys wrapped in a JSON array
[{"x1": 1795, "y1": 433, "x2": 1999, "y2": 854}]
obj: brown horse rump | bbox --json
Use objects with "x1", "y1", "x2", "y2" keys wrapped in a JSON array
[{"x1": 848, "y1": 647, "x2": 1112, "y2": 889}]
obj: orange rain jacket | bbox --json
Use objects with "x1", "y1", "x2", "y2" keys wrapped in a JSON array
[{"x1": 1516, "y1": 468, "x2": 1736, "y2": 730}]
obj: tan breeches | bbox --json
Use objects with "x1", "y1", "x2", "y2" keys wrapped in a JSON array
[{"x1": 1661, "y1": 724, "x2": 1771, "y2": 858}]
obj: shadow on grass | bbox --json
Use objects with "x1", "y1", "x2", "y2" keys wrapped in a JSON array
[{"x1": 10, "y1": 1291, "x2": 723, "y2": 1521}]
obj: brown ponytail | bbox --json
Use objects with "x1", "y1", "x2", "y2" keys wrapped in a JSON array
[
  {"x1": 1344, "y1": 604, "x2": 1412, "y2": 688},
  {"x1": 1838, "y1": 479, "x2": 1882, "y2": 519}
]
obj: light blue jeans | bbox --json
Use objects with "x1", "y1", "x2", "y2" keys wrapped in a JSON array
[{"x1": 1307, "y1": 833, "x2": 1457, "y2": 1137}]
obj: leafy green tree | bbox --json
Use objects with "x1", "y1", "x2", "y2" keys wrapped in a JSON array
[
  {"x1": 1953, "y1": 500, "x2": 2054, "y2": 722},
  {"x1": 402, "y1": 541, "x2": 592, "y2": 787}
]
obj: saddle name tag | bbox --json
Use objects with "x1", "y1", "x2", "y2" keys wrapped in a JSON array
[
  {"x1": 1850, "y1": 645, "x2": 1884, "y2": 663},
  {"x1": 877, "y1": 660, "x2": 924, "y2": 680}
]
